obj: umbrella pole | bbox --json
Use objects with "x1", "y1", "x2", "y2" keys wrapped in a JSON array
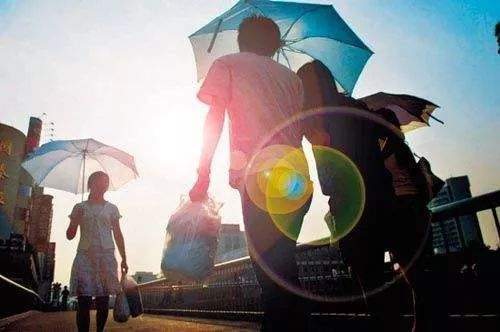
[{"x1": 81, "y1": 152, "x2": 86, "y2": 202}]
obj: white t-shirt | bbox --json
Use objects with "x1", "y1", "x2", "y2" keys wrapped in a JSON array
[
  {"x1": 70, "y1": 201, "x2": 121, "y2": 251},
  {"x1": 197, "y1": 52, "x2": 304, "y2": 186}
]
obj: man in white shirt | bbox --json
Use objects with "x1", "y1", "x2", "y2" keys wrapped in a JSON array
[{"x1": 190, "y1": 16, "x2": 311, "y2": 331}]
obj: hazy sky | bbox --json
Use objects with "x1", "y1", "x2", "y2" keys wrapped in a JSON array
[{"x1": 1, "y1": 0, "x2": 499, "y2": 285}]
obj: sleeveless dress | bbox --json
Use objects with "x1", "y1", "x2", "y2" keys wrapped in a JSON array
[{"x1": 69, "y1": 200, "x2": 122, "y2": 297}]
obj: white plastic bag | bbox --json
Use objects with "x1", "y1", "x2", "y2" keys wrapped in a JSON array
[
  {"x1": 113, "y1": 280, "x2": 130, "y2": 323},
  {"x1": 123, "y1": 275, "x2": 143, "y2": 317},
  {"x1": 161, "y1": 196, "x2": 222, "y2": 281}
]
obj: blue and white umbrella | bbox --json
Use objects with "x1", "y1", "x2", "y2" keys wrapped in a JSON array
[
  {"x1": 190, "y1": 0, "x2": 373, "y2": 95},
  {"x1": 22, "y1": 138, "x2": 138, "y2": 197}
]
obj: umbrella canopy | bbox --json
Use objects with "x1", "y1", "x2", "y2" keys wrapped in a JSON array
[
  {"x1": 360, "y1": 92, "x2": 442, "y2": 133},
  {"x1": 22, "y1": 138, "x2": 138, "y2": 195},
  {"x1": 190, "y1": 0, "x2": 373, "y2": 95}
]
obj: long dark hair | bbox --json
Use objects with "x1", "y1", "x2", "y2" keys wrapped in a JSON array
[
  {"x1": 87, "y1": 171, "x2": 109, "y2": 190},
  {"x1": 297, "y1": 60, "x2": 368, "y2": 110},
  {"x1": 375, "y1": 108, "x2": 415, "y2": 168}
]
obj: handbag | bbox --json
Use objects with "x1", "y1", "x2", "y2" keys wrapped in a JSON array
[
  {"x1": 123, "y1": 275, "x2": 144, "y2": 317},
  {"x1": 113, "y1": 276, "x2": 130, "y2": 323}
]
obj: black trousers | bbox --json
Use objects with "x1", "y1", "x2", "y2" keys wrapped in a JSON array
[
  {"x1": 239, "y1": 187, "x2": 312, "y2": 332},
  {"x1": 77, "y1": 296, "x2": 109, "y2": 332},
  {"x1": 390, "y1": 195, "x2": 447, "y2": 332},
  {"x1": 338, "y1": 194, "x2": 446, "y2": 332},
  {"x1": 336, "y1": 194, "x2": 395, "y2": 332}
]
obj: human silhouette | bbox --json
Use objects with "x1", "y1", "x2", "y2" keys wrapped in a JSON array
[
  {"x1": 61, "y1": 286, "x2": 70, "y2": 311},
  {"x1": 298, "y1": 60, "x2": 399, "y2": 332},
  {"x1": 190, "y1": 15, "x2": 312, "y2": 331},
  {"x1": 67, "y1": 171, "x2": 128, "y2": 332}
]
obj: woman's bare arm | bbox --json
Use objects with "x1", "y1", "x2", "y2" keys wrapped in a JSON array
[
  {"x1": 66, "y1": 206, "x2": 82, "y2": 240},
  {"x1": 112, "y1": 219, "x2": 128, "y2": 274}
]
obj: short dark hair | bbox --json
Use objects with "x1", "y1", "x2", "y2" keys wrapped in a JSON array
[{"x1": 237, "y1": 15, "x2": 281, "y2": 56}]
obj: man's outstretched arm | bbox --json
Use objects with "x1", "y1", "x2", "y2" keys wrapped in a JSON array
[{"x1": 189, "y1": 102, "x2": 225, "y2": 201}]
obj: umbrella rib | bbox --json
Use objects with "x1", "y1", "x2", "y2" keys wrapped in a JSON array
[
  {"x1": 286, "y1": 35, "x2": 373, "y2": 54},
  {"x1": 89, "y1": 155, "x2": 116, "y2": 190},
  {"x1": 428, "y1": 113, "x2": 444, "y2": 124},
  {"x1": 207, "y1": 19, "x2": 223, "y2": 53},
  {"x1": 70, "y1": 140, "x2": 85, "y2": 153},
  {"x1": 35, "y1": 154, "x2": 75, "y2": 189},
  {"x1": 281, "y1": 48, "x2": 292, "y2": 70},
  {"x1": 222, "y1": 6, "x2": 252, "y2": 22},
  {"x1": 92, "y1": 146, "x2": 139, "y2": 176},
  {"x1": 282, "y1": 6, "x2": 324, "y2": 40},
  {"x1": 246, "y1": 2, "x2": 265, "y2": 16},
  {"x1": 282, "y1": 45, "x2": 306, "y2": 55},
  {"x1": 216, "y1": 1, "x2": 264, "y2": 26}
]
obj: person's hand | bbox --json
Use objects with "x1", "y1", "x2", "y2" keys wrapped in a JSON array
[
  {"x1": 189, "y1": 175, "x2": 209, "y2": 202},
  {"x1": 121, "y1": 260, "x2": 129, "y2": 275}
]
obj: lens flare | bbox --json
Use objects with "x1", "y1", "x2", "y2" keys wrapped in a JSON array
[
  {"x1": 246, "y1": 145, "x2": 314, "y2": 216},
  {"x1": 242, "y1": 106, "x2": 426, "y2": 305},
  {"x1": 312, "y1": 145, "x2": 365, "y2": 246}
]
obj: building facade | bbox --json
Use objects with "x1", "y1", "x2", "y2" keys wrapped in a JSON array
[
  {"x1": 0, "y1": 123, "x2": 28, "y2": 237},
  {"x1": 0, "y1": 118, "x2": 44, "y2": 240},
  {"x1": 28, "y1": 193, "x2": 54, "y2": 250},
  {"x1": 0, "y1": 118, "x2": 55, "y2": 299},
  {"x1": 132, "y1": 271, "x2": 157, "y2": 284},
  {"x1": 429, "y1": 176, "x2": 484, "y2": 254},
  {"x1": 215, "y1": 224, "x2": 248, "y2": 264}
]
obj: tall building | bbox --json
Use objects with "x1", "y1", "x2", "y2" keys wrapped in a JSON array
[
  {"x1": 215, "y1": 224, "x2": 248, "y2": 264},
  {"x1": 0, "y1": 117, "x2": 42, "y2": 239},
  {"x1": 37, "y1": 242, "x2": 56, "y2": 302},
  {"x1": 28, "y1": 193, "x2": 54, "y2": 250},
  {"x1": 0, "y1": 123, "x2": 29, "y2": 237},
  {"x1": 429, "y1": 176, "x2": 484, "y2": 254},
  {"x1": 0, "y1": 118, "x2": 55, "y2": 298}
]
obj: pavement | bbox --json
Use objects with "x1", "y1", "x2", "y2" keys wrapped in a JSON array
[
  {"x1": 0, "y1": 311, "x2": 259, "y2": 332},
  {"x1": 1, "y1": 311, "x2": 498, "y2": 331}
]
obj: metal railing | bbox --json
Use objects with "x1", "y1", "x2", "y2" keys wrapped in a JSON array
[
  {"x1": 140, "y1": 190, "x2": 500, "y2": 319},
  {"x1": 431, "y1": 190, "x2": 500, "y2": 246},
  {"x1": 0, "y1": 273, "x2": 44, "y2": 318}
]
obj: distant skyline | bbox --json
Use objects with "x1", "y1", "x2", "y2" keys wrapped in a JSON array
[{"x1": 1, "y1": 0, "x2": 499, "y2": 285}]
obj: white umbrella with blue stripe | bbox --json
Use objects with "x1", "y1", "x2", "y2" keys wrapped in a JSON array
[{"x1": 22, "y1": 138, "x2": 138, "y2": 200}]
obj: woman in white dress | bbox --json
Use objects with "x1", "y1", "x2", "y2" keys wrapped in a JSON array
[{"x1": 67, "y1": 171, "x2": 128, "y2": 332}]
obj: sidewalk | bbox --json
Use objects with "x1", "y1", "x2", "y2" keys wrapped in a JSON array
[{"x1": 0, "y1": 311, "x2": 259, "y2": 332}]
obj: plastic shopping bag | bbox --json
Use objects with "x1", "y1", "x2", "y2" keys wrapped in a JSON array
[
  {"x1": 123, "y1": 275, "x2": 144, "y2": 317},
  {"x1": 161, "y1": 196, "x2": 222, "y2": 281},
  {"x1": 113, "y1": 282, "x2": 130, "y2": 323}
]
